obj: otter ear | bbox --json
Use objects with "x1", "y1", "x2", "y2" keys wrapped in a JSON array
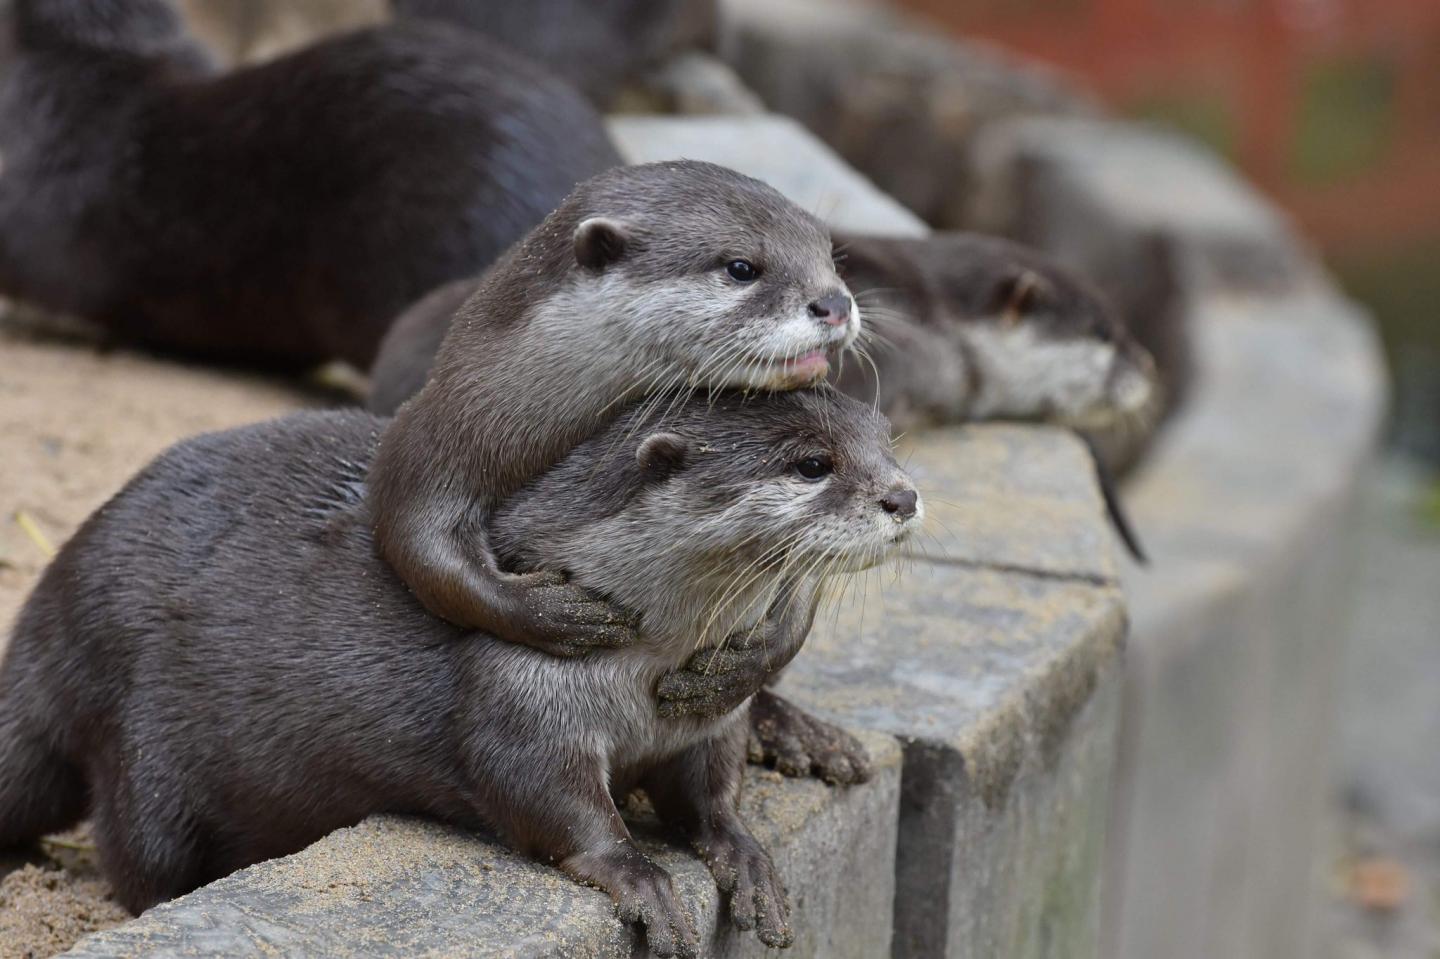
[
  {"x1": 999, "y1": 270, "x2": 1048, "y2": 326},
  {"x1": 636, "y1": 432, "x2": 688, "y2": 481},
  {"x1": 574, "y1": 217, "x2": 629, "y2": 271}
]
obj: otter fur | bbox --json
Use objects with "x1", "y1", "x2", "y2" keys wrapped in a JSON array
[
  {"x1": 0, "y1": 0, "x2": 619, "y2": 368},
  {"x1": 0, "y1": 389, "x2": 919, "y2": 955},
  {"x1": 368, "y1": 160, "x2": 860, "y2": 656},
  {"x1": 389, "y1": 0, "x2": 717, "y2": 107},
  {"x1": 367, "y1": 228, "x2": 1160, "y2": 452}
]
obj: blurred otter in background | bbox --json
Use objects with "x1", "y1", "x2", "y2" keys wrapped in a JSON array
[
  {"x1": 389, "y1": 0, "x2": 720, "y2": 108},
  {"x1": 0, "y1": 0, "x2": 619, "y2": 369}
]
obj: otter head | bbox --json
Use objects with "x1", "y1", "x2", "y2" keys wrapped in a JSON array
[
  {"x1": 491, "y1": 387, "x2": 919, "y2": 652},
  {"x1": 555, "y1": 160, "x2": 860, "y2": 392},
  {"x1": 942, "y1": 238, "x2": 1160, "y2": 433}
]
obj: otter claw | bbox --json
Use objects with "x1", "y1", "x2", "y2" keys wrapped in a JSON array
[
  {"x1": 655, "y1": 644, "x2": 773, "y2": 719},
  {"x1": 748, "y1": 689, "x2": 871, "y2": 785}
]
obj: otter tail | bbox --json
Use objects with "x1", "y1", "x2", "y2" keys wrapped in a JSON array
[{"x1": 0, "y1": 600, "x2": 88, "y2": 848}]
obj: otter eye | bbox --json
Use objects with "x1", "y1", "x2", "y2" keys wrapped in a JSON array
[
  {"x1": 726, "y1": 259, "x2": 759, "y2": 282},
  {"x1": 793, "y1": 455, "x2": 832, "y2": 481}
]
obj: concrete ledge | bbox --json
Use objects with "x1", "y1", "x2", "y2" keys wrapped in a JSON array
[
  {"x1": 609, "y1": 115, "x2": 928, "y2": 237},
  {"x1": 62, "y1": 733, "x2": 902, "y2": 958}
]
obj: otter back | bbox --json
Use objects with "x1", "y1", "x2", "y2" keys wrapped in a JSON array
[{"x1": 0, "y1": 10, "x2": 619, "y2": 367}]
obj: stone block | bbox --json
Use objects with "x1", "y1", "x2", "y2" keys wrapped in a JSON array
[
  {"x1": 63, "y1": 734, "x2": 901, "y2": 958},
  {"x1": 608, "y1": 115, "x2": 928, "y2": 236}
]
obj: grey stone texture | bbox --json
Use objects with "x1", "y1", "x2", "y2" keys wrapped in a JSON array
[
  {"x1": 1103, "y1": 288, "x2": 1385, "y2": 959},
  {"x1": 609, "y1": 114, "x2": 928, "y2": 237},
  {"x1": 63, "y1": 734, "x2": 902, "y2": 958}
]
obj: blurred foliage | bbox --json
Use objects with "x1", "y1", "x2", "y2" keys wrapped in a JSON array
[
  {"x1": 1292, "y1": 54, "x2": 1396, "y2": 184},
  {"x1": 1130, "y1": 87, "x2": 1238, "y2": 162},
  {"x1": 1332, "y1": 235, "x2": 1440, "y2": 464}
]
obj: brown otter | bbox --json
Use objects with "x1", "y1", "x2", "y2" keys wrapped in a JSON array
[
  {"x1": 0, "y1": 389, "x2": 920, "y2": 956},
  {"x1": 0, "y1": 0, "x2": 619, "y2": 368},
  {"x1": 368, "y1": 160, "x2": 860, "y2": 657}
]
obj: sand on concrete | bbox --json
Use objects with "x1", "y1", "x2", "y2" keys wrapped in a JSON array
[{"x1": 0, "y1": 310, "x2": 316, "y2": 956}]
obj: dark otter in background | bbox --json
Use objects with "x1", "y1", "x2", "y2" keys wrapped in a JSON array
[
  {"x1": 368, "y1": 161, "x2": 860, "y2": 657},
  {"x1": 0, "y1": 390, "x2": 920, "y2": 955},
  {"x1": 831, "y1": 232, "x2": 1161, "y2": 468},
  {"x1": 389, "y1": 0, "x2": 718, "y2": 107},
  {"x1": 0, "y1": 0, "x2": 619, "y2": 368}
]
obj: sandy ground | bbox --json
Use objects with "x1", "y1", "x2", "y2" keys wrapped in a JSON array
[{"x1": 0, "y1": 311, "x2": 318, "y2": 956}]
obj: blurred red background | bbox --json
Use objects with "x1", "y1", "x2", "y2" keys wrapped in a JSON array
[{"x1": 895, "y1": 0, "x2": 1440, "y2": 458}]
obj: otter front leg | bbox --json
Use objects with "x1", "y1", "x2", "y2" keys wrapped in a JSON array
[
  {"x1": 489, "y1": 759, "x2": 699, "y2": 958},
  {"x1": 655, "y1": 577, "x2": 818, "y2": 720},
  {"x1": 370, "y1": 435, "x2": 636, "y2": 655},
  {"x1": 645, "y1": 720, "x2": 793, "y2": 949}
]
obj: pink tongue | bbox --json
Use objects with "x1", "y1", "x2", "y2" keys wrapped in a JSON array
[{"x1": 785, "y1": 350, "x2": 827, "y2": 368}]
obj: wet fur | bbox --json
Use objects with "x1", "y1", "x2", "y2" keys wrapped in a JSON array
[
  {"x1": 0, "y1": 0, "x2": 619, "y2": 368},
  {"x1": 0, "y1": 390, "x2": 913, "y2": 952}
]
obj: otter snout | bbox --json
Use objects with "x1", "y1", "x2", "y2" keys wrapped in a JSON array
[
  {"x1": 808, "y1": 291, "x2": 852, "y2": 328},
  {"x1": 880, "y1": 487, "x2": 918, "y2": 521}
]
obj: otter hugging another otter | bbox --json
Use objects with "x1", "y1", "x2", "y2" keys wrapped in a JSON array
[
  {"x1": 1, "y1": 160, "x2": 917, "y2": 955},
  {"x1": 0, "y1": 390, "x2": 919, "y2": 956}
]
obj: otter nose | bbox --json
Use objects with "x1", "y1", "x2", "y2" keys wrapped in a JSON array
[
  {"x1": 879, "y1": 487, "x2": 918, "y2": 520},
  {"x1": 808, "y1": 292, "x2": 851, "y2": 327}
]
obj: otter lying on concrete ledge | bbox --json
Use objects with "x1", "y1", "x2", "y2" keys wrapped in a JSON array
[
  {"x1": 0, "y1": 388, "x2": 919, "y2": 956},
  {"x1": 0, "y1": 0, "x2": 618, "y2": 368}
]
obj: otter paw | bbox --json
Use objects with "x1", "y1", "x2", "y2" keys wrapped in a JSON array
[
  {"x1": 655, "y1": 644, "x2": 773, "y2": 720},
  {"x1": 513, "y1": 571, "x2": 638, "y2": 656},
  {"x1": 609, "y1": 860, "x2": 699, "y2": 959},
  {"x1": 748, "y1": 689, "x2": 872, "y2": 785},
  {"x1": 695, "y1": 827, "x2": 793, "y2": 948}
]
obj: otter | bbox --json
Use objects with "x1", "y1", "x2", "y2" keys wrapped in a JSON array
[
  {"x1": 370, "y1": 230, "x2": 1158, "y2": 439},
  {"x1": 0, "y1": 390, "x2": 920, "y2": 956},
  {"x1": 830, "y1": 232, "x2": 1160, "y2": 444},
  {"x1": 0, "y1": 0, "x2": 619, "y2": 368},
  {"x1": 368, "y1": 161, "x2": 860, "y2": 658},
  {"x1": 388, "y1": 0, "x2": 718, "y2": 108}
]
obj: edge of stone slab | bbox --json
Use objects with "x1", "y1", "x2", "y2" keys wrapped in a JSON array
[
  {"x1": 607, "y1": 114, "x2": 929, "y2": 237},
  {"x1": 61, "y1": 733, "x2": 901, "y2": 958}
]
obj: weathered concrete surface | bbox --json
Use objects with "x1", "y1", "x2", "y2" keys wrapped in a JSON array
[
  {"x1": 900, "y1": 425, "x2": 1118, "y2": 584},
  {"x1": 780, "y1": 473, "x2": 1125, "y2": 959},
  {"x1": 1102, "y1": 289, "x2": 1385, "y2": 959},
  {"x1": 717, "y1": 0, "x2": 1091, "y2": 228},
  {"x1": 64, "y1": 734, "x2": 902, "y2": 958},
  {"x1": 609, "y1": 115, "x2": 928, "y2": 237}
]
